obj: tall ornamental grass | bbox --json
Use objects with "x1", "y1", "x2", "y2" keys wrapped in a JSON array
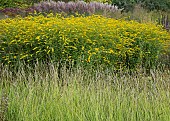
[
  {"x1": 0, "y1": 1, "x2": 120, "y2": 18},
  {"x1": 0, "y1": 14, "x2": 170, "y2": 69},
  {"x1": 0, "y1": 64, "x2": 170, "y2": 121}
]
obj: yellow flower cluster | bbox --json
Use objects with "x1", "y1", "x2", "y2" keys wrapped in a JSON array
[{"x1": 0, "y1": 14, "x2": 169, "y2": 69}]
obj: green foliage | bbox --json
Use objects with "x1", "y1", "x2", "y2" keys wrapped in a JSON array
[
  {"x1": 0, "y1": 0, "x2": 41, "y2": 9},
  {"x1": 0, "y1": 14, "x2": 170, "y2": 70},
  {"x1": 111, "y1": 0, "x2": 170, "y2": 12},
  {"x1": 142, "y1": 0, "x2": 170, "y2": 11}
]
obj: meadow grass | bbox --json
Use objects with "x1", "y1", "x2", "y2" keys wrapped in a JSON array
[{"x1": 0, "y1": 64, "x2": 170, "y2": 121}]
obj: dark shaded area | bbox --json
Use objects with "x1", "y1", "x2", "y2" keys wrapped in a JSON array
[{"x1": 111, "y1": 0, "x2": 170, "y2": 12}]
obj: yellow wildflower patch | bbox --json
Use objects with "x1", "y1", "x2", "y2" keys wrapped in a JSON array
[{"x1": 0, "y1": 14, "x2": 169, "y2": 69}]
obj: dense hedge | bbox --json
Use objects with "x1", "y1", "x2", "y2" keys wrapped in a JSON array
[{"x1": 0, "y1": 14, "x2": 170, "y2": 69}]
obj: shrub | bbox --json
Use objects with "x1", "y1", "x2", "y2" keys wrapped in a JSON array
[
  {"x1": 0, "y1": 0, "x2": 52, "y2": 9},
  {"x1": 141, "y1": 0, "x2": 170, "y2": 11},
  {"x1": 0, "y1": 0, "x2": 30, "y2": 9},
  {"x1": 0, "y1": 14, "x2": 169, "y2": 70},
  {"x1": 110, "y1": 0, "x2": 170, "y2": 12}
]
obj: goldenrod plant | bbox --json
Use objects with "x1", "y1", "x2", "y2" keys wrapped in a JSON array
[{"x1": 0, "y1": 14, "x2": 169, "y2": 70}]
